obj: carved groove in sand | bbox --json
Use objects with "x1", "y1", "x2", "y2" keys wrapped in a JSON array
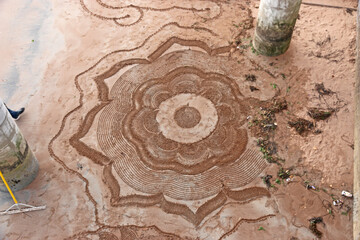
[
  {"x1": 81, "y1": 0, "x2": 222, "y2": 27},
  {"x1": 51, "y1": 38, "x2": 270, "y2": 228},
  {"x1": 69, "y1": 225, "x2": 183, "y2": 240}
]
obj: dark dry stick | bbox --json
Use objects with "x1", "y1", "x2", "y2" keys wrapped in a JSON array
[{"x1": 302, "y1": 2, "x2": 357, "y2": 11}]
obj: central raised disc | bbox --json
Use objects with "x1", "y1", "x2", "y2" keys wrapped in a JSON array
[
  {"x1": 174, "y1": 106, "x2": 201, "y2": 128},
  {"x1": 156, "y1": 93, "x2": 218, "y2": 144}
]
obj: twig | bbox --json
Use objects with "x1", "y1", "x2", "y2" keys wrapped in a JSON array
[{"x1": 302, "y1": 2, "x2": 357, "y2": 11}]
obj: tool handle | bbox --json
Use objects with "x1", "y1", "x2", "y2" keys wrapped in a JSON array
[{"x1": 0, "y1": 170, "x2": 18, "y2": 204}]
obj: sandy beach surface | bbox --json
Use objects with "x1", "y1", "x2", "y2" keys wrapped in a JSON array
[{"x1": 0, "y1": 0, "x2": 357, "y2": 239}]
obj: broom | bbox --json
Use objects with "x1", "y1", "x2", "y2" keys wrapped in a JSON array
[{"x1": 0, "y1": 170, "x2": 46, "y2": 215}]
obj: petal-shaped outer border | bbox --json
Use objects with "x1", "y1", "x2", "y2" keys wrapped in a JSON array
[
  {"x1": 98, "y1": 51, "x2": 268, "y2": 200},
  {"x1": 49, "y1": 37, "x2": 270, "y2": 226}
]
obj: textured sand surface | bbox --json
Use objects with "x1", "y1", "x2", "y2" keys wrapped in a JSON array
[{"x1": 0, "y1": 0, "x2": 357, "y2": 239}]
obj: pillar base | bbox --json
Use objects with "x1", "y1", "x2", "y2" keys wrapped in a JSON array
[
  {"x1": 0, "y1": 149, "x2": 39, "y2": 192},
  {"x1": 253, "y1": 30, "x2": 291, "y2": 57}
]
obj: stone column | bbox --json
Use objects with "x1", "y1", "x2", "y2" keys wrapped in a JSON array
[
  {"x1": 253, "y1": 0, "x2": 302, "y2": 56},
  {"x1": 0, "y1": 101, "x2": 39, "y2": 192}
]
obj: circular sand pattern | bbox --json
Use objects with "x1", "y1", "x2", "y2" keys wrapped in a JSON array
[
  {"x1": 97, "y1": 50, "x2": 268, "y2": 200},
  {"x1": 174, "y1": 106, "x2": 201, "y2": 128},
  {"x1": 156, "y1": 93, "x2": 218, "y2": 143}
]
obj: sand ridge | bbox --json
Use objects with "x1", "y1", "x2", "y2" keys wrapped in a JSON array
[{"x1": 0, "y1": 0, "x2": 356, "y2": 239}]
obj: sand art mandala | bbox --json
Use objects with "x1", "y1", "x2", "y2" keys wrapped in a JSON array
[
  {"x1": 52, "y1": 38, "x2": 273, "y2": 228},
  {"x1": 97, "y1": 49, "x2": 268, "y2": 201}
]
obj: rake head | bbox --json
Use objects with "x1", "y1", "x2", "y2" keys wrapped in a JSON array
[{"x1": 0, "y1": 203, "x2": 46, "y2": 215}]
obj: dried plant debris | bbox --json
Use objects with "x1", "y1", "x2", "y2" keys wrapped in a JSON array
[
  {"x1": 346, "y1": 8, "x2": 355, "y2": 15},
  {"x1": 245, "y1": 74, "x2": 257, "y2": 82},
  {"x1": 262, "y1": 175, "x2": 272, "y2": 188},
  {"x1": 251, "y1": 99, "x2": 287, "y2": 133},
  {"x1": 269, "y1": 99, "x2": 288, "y2": 113},
  {"x1": 309, "y1": 217, "x2": 323, "y2": 238},
  {"x1": 250, "y1": 86, "x2": 259, "y2": 92},
  {"x1": 278, "y1": 168, "x2": 291, "y2": 179},
  {"x1": 288, "y1": 118, "x2": 314, "y2": 135},
  {"x1": 258, "y1": 138, "x2": 276, "y2": 159},
  {"x1": 258, "y1": 138, "x2": 277, "y2": 155},
  {"x1": 250, "y1": 100, "x2": 287, "y2": 165},
  {"x1": 257, "y1": 138, "x2": 284, "y2": 164},
  {"x1": 341, "y1": 135, "x2": 354, "y2": 149},
  {"x1": 307, "y1": 108, "x2": 334, "y2": 121},
  {"x1": 313, "y1": 83, "x2": 347, "y2": 114},
  {"x1": 309, "y1": 224, "x2": 323, "y2": 238},
  {"x1": 315, "y1": 83, "x2": 335, "y2": 96},
  {"x1": 252, "y1": 110, "x2": 277, "y2": 133}
]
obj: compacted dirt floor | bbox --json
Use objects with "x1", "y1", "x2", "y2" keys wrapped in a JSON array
[{"x1": 0, "y1": 0, "x2": 358, "y2": 239}]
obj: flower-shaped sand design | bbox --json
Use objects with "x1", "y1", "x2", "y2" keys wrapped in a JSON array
[
  {"x1": 52, "y1": 38, "x2": 272, "y2": 227},
  {"x1": 121, "y1": 68, "x2": 249, "y2": 175}
]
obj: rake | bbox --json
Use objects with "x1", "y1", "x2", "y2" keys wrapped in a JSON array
[{"x1": 0, "y1": 170, "x2": 46, "y2": 215}]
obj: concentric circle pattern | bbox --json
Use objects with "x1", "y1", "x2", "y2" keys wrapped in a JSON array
[
  {"x1": 97, "y1": 50, "x2": 268, "y2": 200},
  {"x1": 156, "y1": 93, "x2": 218, "y2": 144},
  {"x1": 174, "y1": 105, "x2": 201, "y2": 128}
]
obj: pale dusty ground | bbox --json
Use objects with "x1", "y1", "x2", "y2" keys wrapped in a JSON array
[{"x1": 0, "y1": 0, "x2": 357, "y2": 239}]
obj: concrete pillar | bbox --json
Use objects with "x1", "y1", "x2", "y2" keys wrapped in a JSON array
[
  {"x1": 253, "y1": 0, "x2": 302, "y2": 56},
  {"x1": 0, "y1": 101, "x2": 38, "y2": 192}
]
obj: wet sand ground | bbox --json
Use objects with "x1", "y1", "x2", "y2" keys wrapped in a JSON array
[{"x1": 0, "y1": 0, "x2": 357, "y2": 239}]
